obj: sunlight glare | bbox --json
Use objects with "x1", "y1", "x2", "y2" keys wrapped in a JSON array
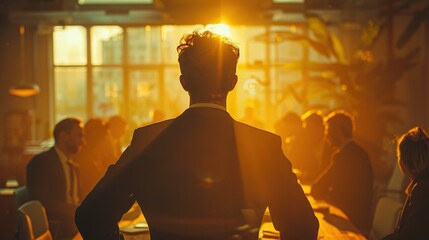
[{"x1": 207, "y1": 23, "x2": 232, "y2": 38}]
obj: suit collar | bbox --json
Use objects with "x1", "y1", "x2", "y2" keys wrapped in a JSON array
[
  {"x1": 189, "y1": 103, "x2": 226, "y2": 111},
  {"x1": 182, "y1": 106, "x2": 232, "y2": 119}
]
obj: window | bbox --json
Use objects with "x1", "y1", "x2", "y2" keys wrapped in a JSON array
[
  {"x1": 78, "y1": 0, "x2": 152, "y2": 4},
  {"x1": 53, "y1": 24, "x2": 319, "y2": 132},
  {"x1": 53, "y1": 26, "x2": 87, "y2": 122}
]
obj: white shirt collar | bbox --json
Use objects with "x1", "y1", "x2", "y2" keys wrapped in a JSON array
[
  {"x1": 189, "y1": 103, "x2": 226, "y2": 111},
  {"x1": 54, "y1": 146, "x2": 69, "y2": 164}
]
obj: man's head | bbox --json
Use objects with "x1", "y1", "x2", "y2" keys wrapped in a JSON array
[
  {"x1": 54, "y1": 118, "x2": 84, "y2": 156},
  {"x1": 325, "y1": 110, "x2": 354, "y2": 147},
  {"x1": 302, "y1": 110, "x2": 324, "y2": 141},
  {"x1": 177, "y1": 29, "x2": 239, "y2": 102},
  {"x1": 107, "y1": 115, "x2": 127, "y2": 140},
  {"x1": 84, "y1": 117, "x2": 108, "y2": 145}
]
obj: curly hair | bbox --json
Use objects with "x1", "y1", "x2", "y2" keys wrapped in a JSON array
[{"x1": 177, "y1": 29, "x2": 240, "y2": 96}]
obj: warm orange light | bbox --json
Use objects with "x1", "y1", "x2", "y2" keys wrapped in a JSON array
[
  {"x1": 207, "y1": 23, "x2": 232, "y2": 38},
  {"x1": 8, "y1": 83, "x2": 40, "y2": 97}
]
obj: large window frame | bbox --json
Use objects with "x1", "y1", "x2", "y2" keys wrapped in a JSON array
[{"x1": 52, "y1": 23, "x2": 334, "y2": 131}]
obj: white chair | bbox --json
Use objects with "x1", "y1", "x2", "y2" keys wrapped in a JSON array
[
  {"x1": 17, "y1": 200, "x2": 53, "y2": 240},
  {"x1": 369, "y1": 196, "x2": 403, "y2": 240}
]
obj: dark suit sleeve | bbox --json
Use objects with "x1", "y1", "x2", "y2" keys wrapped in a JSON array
[
  {"x1": 267, "y1": 135, "x2": 319, "y2": 240},
  {"x1": 75, "y1": 146, "x2": 136, "y2": 240}
]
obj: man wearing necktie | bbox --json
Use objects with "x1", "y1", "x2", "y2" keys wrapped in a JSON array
[{"x1": 27, "y1": 118, "x2": 84, "y2": 239}]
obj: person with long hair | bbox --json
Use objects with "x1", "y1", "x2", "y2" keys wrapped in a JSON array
[{"x1": 383, "y1": 126, "x2": 429, "y2": 239}]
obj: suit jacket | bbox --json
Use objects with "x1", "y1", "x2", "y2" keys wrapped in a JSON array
[
  {"x1": 26, "y1": 147, "x2": 79, "y2": 238},
  {"x1": 75, "y1": 107, "x2": 319, "y2": 240},
  {"x1": 311, "y1": 140, "x2": 373, "y2": 234},
  {"x1": 382, "y1": 177, "x2": 429, "y2": 240}
]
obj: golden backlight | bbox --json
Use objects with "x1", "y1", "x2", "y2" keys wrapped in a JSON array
[{"x1": 207, "y1": 23, "x2": 232, "y2": 38}]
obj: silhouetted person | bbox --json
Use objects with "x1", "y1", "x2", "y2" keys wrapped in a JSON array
[
  {"x1": 311, "y1": 110, "x2": 373, "y2": 235},
  {"x1": 383, "y1": 127, "x2": 429, "y2": 239},
  {"x1": 107, "y1": 115, "x2": 129, "y2": 159},
  {"x1": 289, "y1": 110, "x2": 325, "y2": 183},
  {"x1": 76, "y1": 28, "x2": 318, "y2": 240},
  {"x1": 274, "y1": 111, "x2": 303, "y2": 157},
  {"x1": 75, "y1": 117, "x2": 115, "y2": 199},
  {"x1": 240, "y1": 105, "x2": 264, "y2": 129},
  {"x1": 27, "y1": 118, "x2": 84, "y2": 238}
]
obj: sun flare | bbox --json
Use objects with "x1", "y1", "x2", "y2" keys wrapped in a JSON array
[{"x1": 207, "y1": 23, "x2": 232, "y2": 38}]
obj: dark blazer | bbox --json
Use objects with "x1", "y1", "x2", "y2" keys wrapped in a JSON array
[
  {"x1": 382, "y1": 177, "x2": 429, "y2": 240},
  {"x1": 26, "y1": 147, "x2": 78, "y2": 238},
  {"x1": 311, "y1": 140, "x2": 373, "y2": 234},
  {"x1": 75, "y1": 107, "x2": 319, "y2": 240}
]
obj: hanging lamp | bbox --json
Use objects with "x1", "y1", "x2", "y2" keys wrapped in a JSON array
[{"x1": 8, "y1": 25, "x2": 40, "y2": 97}]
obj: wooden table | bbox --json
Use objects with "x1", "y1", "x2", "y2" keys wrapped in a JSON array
[
  {"x1": 259, "y1": 185, "x2": 367, "y2": 240},
  {"x1": 82, "y1": 185, "x2": 366, "y2": 240},
  {"x1": 119, "y1": 204, "x2": 150, "y2": 240}
]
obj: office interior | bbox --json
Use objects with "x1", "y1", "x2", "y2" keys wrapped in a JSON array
[{"x1": 1, "y1": 0, "x2": 429, "y2": 238}]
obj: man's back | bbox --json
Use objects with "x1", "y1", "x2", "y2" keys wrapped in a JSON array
[
  {"x1": 76, "y1": 28, "x2": 318, "y2": 240},
  {"x1": 131, "y1": 107, "x2": 245, "y2": 239},
  {"x1": 312, "y1": 140, "x2": 373, "y2": 234},
  {"x1": 76, "y1": 107, "x2": 318, "y2": 239}
]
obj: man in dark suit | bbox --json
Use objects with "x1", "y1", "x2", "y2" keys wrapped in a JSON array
[
  {"x1": 27, "y1": 118, "x2": 84, "y2": 238},
  {"x1": 311, "y1": 110, "x2": 373, "y2": 235},
  {"x1": 75, "y1": 29, "x2": 318, "y2": 240}
]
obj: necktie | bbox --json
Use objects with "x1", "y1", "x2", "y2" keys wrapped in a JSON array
[{"x1": 67, "y1": 160, "x2": 77, "y2": 204}]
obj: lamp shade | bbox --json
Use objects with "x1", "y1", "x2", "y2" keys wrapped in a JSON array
[
  {"x1": 8, "y1": 83, "x2": 40, "y2": 97},
  {"x1": 9, "y1": 25, "x2": 40, "y2": 98}
]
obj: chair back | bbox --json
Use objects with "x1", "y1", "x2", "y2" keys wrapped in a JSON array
[
  {"x1": 14, "y1": 185, "x2": 29, "y2": 208},
  {"x1": 18, "y1": 200, "x2": 53, "y2": 240},
  {"x1": 369, "y1": 196, "x2": 403, "y2": 240}
]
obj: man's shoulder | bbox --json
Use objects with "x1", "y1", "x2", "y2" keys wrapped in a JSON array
[
  {"x1": 234, "y1": 121, "x2": 281, "y2": 149},
  {"x1": 340, "y1": 140, "x2": 366, "y2": 155},
  {"x1": 32, "y1": 147, "x2": 55, "y2": 159},
  {"x1": 134, "y1": 119, "x2": 174, "y2": 134},
  {"x1": 131, "y1": 119, "x2": 174, "y2": 143},
  {"x1": 233, "y1": 121, "x2": 280, "y2": 142},
  {"x1": 28, "y1": 147, "x2": 56, "y2": 168},
  {"x1": 337, "y1": 141, "x2": 372, "y2": 169}
]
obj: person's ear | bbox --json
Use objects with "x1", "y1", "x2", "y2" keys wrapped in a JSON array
[
  {"x1": 180, "y1": 75, "x2": 189, "y2": 91},
  {"x1": 228, "y1": 75, "x2": 238, "y2": 91}
]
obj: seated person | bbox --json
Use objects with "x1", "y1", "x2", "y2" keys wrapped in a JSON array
[
  {"x1": 75, "y1": 117, "x2": 115, "y2": 199},
  {"x1": 26, "y1": 118, "x2": 84, "y2": 238},
  {"x1": 311, "y1": 110, "x2": 373, "y2": 235},
  {"x1": 288, "y1": 110, "x2": 325, "y2": 183},
  {"x1": 383, "y1": 126, "x2": 429, "y2": 239}
]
